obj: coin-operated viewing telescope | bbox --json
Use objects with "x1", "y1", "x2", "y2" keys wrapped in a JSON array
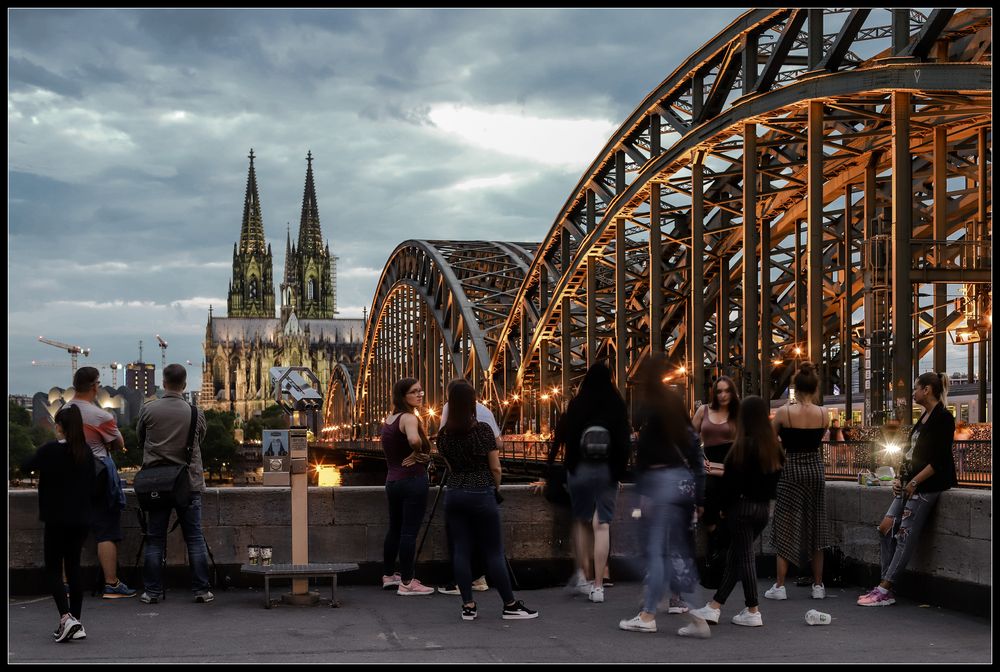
[{"x1": 266, "y1": 366, "x2": 323, "y2": 604}]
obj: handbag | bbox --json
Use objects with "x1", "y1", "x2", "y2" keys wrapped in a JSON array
[{"x1": 134, "y1": 404, "x2": 198, "y2": 511}]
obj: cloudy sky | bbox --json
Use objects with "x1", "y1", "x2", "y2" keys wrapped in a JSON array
[{"x1": 8, "y1": 7, "x2": 740, "y2": 395}]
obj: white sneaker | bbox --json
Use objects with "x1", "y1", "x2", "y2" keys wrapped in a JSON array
[
  {"x1": 731, "y1": 607, "x2": 763, "y2": 627},
  {"x1": 689, "y1": 603, "x2": 721, "y2": 625},
  {"x1": 589, "y1": 586, "x2": 605, "y2": 603},
  {"x1": 764, "y1": 584, "x2": 787, "y2": 600},
  {"x1": 677, "y1": 616, "x2": 711, "y2": 638},
  {"x1": 811, "y1": 584, "x2": 826, "y2": 599},
  {"x1": 471, "y1": 576, "x2": 489, "y2": 592},
  {"x1": 576, "y1": 580, "x2": 595, "y2": 596},
  {"x1": 619, "y1": 614, "x2": 656, "y2": 633}
]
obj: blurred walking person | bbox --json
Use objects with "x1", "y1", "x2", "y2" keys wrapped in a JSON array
[
  {"x1": 437, "y1": 381, "x2": 537, "y2": 621},
  {"x1": 548, "y1": 361, "x2": 630, "y2": 604},
  {"x1": 23, "y1": 404, "x2": 95, "y2": 642},
  {"x1": 690, "y1": 396, "x2": 783, "y2": 628},
  {"x1": 619, "y1": 356, "x2": 707, "y2": 637},
  {"x1": 381, "y1": 377, "x2": 435, "y2": 595}
]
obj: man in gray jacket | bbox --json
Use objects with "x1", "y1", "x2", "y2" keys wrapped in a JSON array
[{"x1": 137, "y1": 363, "x2": 213, "y2": 604}]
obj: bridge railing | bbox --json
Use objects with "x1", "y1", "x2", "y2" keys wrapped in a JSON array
[{"x1": 327, "y1": 438, "x2": 991, "y2": 488}]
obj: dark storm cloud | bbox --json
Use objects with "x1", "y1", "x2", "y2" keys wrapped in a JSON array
[{"x1": 9, "y1": 56, "x2": 83, "y2": 98}]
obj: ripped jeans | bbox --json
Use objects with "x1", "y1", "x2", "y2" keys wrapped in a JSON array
[{"x1": 879, "y1": 490, "x2": 941, "y2": 585}]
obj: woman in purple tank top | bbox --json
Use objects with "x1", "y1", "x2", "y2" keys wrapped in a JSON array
[{"x1": 380, "y1": 377, "x2": 435, "y2": 596}]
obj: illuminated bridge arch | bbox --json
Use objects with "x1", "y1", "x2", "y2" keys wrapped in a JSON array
[
  {"x1": 328, "y1": 8, "x2": 990, "y2": 438},
  {"x1": 321, "y1": 362, "x2": 357, "y2": 440},
  {"x1": 487, "y1": 7, "x2": 990, "y2": 430},
  {"x1": 352, "y1": 240, "x2": 537, "y2": 434}
]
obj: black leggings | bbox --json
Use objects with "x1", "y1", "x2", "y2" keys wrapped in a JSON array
[
  {"x1": 44, "y1": 523, "x2": 89, "y2": 619},
  {"x1": 712, "y1": 500, "x2": 770, "y2": 609}
]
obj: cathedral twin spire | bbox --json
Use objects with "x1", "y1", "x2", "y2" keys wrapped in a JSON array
[{"x1": 227, "y1": 149, "x2": 337, "y2": 320}]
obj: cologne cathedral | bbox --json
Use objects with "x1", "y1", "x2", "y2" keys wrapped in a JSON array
[{"x1": 200, "y1": 150, "x2": 364, "y2": 418}]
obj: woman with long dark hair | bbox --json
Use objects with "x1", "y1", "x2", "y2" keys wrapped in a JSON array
[
  {"x1": 690, "y1": 396, "x2": 783, "y2": 628},
  {"x1": 437, "y1": 381, "x2": 537, "y2": 621},
  {"x1": 765, "y1": 362, "x2": 832, "y2": 601},
  {"x1": 857, "y1": 372, "x2": 956, "y2": 607},
  {"x1": 22, "y1": 404, "x2": 96, "y2": 642},
  {"x1": 690, "y1": 376, "x2": 740, "y2": 598},
  {"x1": 619, "y1": 356, "x2": 707, "y2": 636},
  {"x1": 380, "y1": 377, "x2": 434, "y2": 595},
  {"x1": 549, "y1": 361, "x2": 630, "y2": 604}
]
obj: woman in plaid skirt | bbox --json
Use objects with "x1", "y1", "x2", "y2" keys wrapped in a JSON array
[{"x1": 765, "y1": 362, "x2": 832, "y2": 601}]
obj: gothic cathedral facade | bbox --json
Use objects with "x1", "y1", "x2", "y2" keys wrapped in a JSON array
[{"x1": 201, "y1": 150, "x2": 364, "y2": 419}]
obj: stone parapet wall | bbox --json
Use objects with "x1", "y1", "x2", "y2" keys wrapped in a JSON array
[{"x1": 8, "y1": 483, "x2": 990, "y2": 589}]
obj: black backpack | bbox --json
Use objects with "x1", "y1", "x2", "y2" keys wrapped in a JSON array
[{"x1": 580, "y1": 425, "x2": 611, "y2": 460}]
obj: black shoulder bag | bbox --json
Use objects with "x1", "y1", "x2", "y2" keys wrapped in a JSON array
[{"x1": 133, "y1": 404, "x2": 198, "y2": 511}]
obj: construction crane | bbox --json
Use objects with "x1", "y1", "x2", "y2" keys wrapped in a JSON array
[
  {"x1": 37, "y1": 336, "x2": 91, "y2": 374},
  {"x1": 155, "y1": 334, "x2": 168, "y2": 386},
  {"x1": 32, "y1": 360, "x2": 121, "y2": 386}
]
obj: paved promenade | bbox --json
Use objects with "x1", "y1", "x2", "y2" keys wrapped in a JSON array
[{"x1": 8, "y1": 579, "x2": 990, "y2": 663}]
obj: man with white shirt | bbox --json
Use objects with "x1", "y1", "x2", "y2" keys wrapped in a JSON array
[{"x1": 65, "y1": 366, "x2": 136, "y2": 599}]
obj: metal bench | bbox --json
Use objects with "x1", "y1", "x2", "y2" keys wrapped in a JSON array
[{"x1": 240, "y1": 563, "x2": 359, "y2": 608}]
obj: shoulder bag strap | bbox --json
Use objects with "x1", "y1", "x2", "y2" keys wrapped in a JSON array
[{"x1": 184, "y1": 404, "x2": 198, "y2": 465}]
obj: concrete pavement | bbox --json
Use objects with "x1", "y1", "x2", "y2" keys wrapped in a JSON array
[{"x1": 8, "y1": 579, "x2": 991, "y2": 663}]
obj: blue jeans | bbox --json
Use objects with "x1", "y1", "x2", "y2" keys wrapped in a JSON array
[
  {"x1": 880, "y1": 490, "x2": 941, "y2": 584},
  {"x1": 444, "y1": 488, "x2": 515, "y2": 605},
  {"x1": 142, "y1": 494, "x2": 211, "y2": 596},
  {"x1": 384, "y1": 474, "x2": 429, "y2": 582},
  {"x1": 638, "y1": 467, "x2": 698, "y2": 615}
]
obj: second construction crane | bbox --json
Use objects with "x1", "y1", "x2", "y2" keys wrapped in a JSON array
[
  {"x1": 37, "y1": 336, "x2": 91, "y2": 375},
  {"x1": 155, "y1": 334, "x2": 168, "y2": 386}
]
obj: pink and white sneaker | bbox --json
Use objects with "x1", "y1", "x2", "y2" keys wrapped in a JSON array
[
  {"x1": 857, "y1": 587, "x2": 895, "y2": 607},
  {"x1": 397, "y1": 578, "x2": 435, "y2": 596},
  {"x1": 381, "y1": 573, "x2": 402, "y2": 590}
]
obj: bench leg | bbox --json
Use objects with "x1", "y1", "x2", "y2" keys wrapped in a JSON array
[
  {"x1": 330, "y1": 574, "x2": 340, "y2": 608},
  {"x1": 264, "y1": 576, "x2": 271, "y2": 609}
]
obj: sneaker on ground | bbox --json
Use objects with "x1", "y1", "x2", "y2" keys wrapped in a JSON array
[
  {"x1": 677, "y1": 616, "x2": 711, "y2": 638},
  {"x1": 438, "y1": 584, "x2": 461, "y2": 595},
  {"x1": 589, "y1": 586, "x2": 605, "y2": 603},
  {"x1": 763, "y1": 584, "x2": 787, "y2": 600},
  {"x1": 857, "y1": 587, "x2": 895, "y2": 607},
  {"x1": 461, "y1": 603, "x2": 478, "y2": 621},
  {"x1": 139, "y1": 592, "x2": 161, "y2": 604},
  {"x1": 102, "y1": 580, "x2": 136, "y2": 599},
  {"x1": 856, "y1": 587, "x2": 879, "y2": 601},
  {"x1": 397, "y1": 578, "x2": 435, "y2": 596},
  {"x1": 618, "y1": 614, "x2": 656, "y2": 633},
  {"x1": 731, "y1": 607, "x2": 763, "y2": 627},
  {"x1": 668, "y1": 597, "x2": 690, "y2": 614},
  {"x1": 381, "y1": 573, "x2": 402, "y2": 590},
  {"x1": 51, "y1": 621, "x2": 88, "y2": 640},
  {"x1": 194, "y1": 591, "x2": 215, "y2": 603},
  {"x1": 502, "y1": 600, "x2": 538, "y2": 619},
  {"x1": 811, "y1": 584, "x2": 826, "y2": 599},
  {"x1": 54, "y1": 616, "x2": 82, "y2": 643},
  {"x1": 689, "y1": 603, "x2": 721, "y2": 625},
  {"x1": 471, "y1": 576, "x2": 489, "y2": 592},
  {"x1": 575, "y1": 581, "x2": 595, "y2": 597}
]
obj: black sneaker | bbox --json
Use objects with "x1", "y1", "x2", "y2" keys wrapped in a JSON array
[
  {"x1": 502, "y1": 600, "x2": 538, "y2": 620},
  {"x1": 462, "y1": 603, "x2": 477, "y2": 621},
  {"x1": 194, "y1": 591, "x2": 215, "y2": 603}
]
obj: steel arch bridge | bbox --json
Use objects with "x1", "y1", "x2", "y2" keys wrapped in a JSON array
[{"x1": 330, "y1": 8, "x2": 992, "y2": 438}]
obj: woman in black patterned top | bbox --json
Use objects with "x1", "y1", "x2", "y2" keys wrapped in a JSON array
[{"x1": 437, "y1": 381, "x2": 537, "y2": 622}]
